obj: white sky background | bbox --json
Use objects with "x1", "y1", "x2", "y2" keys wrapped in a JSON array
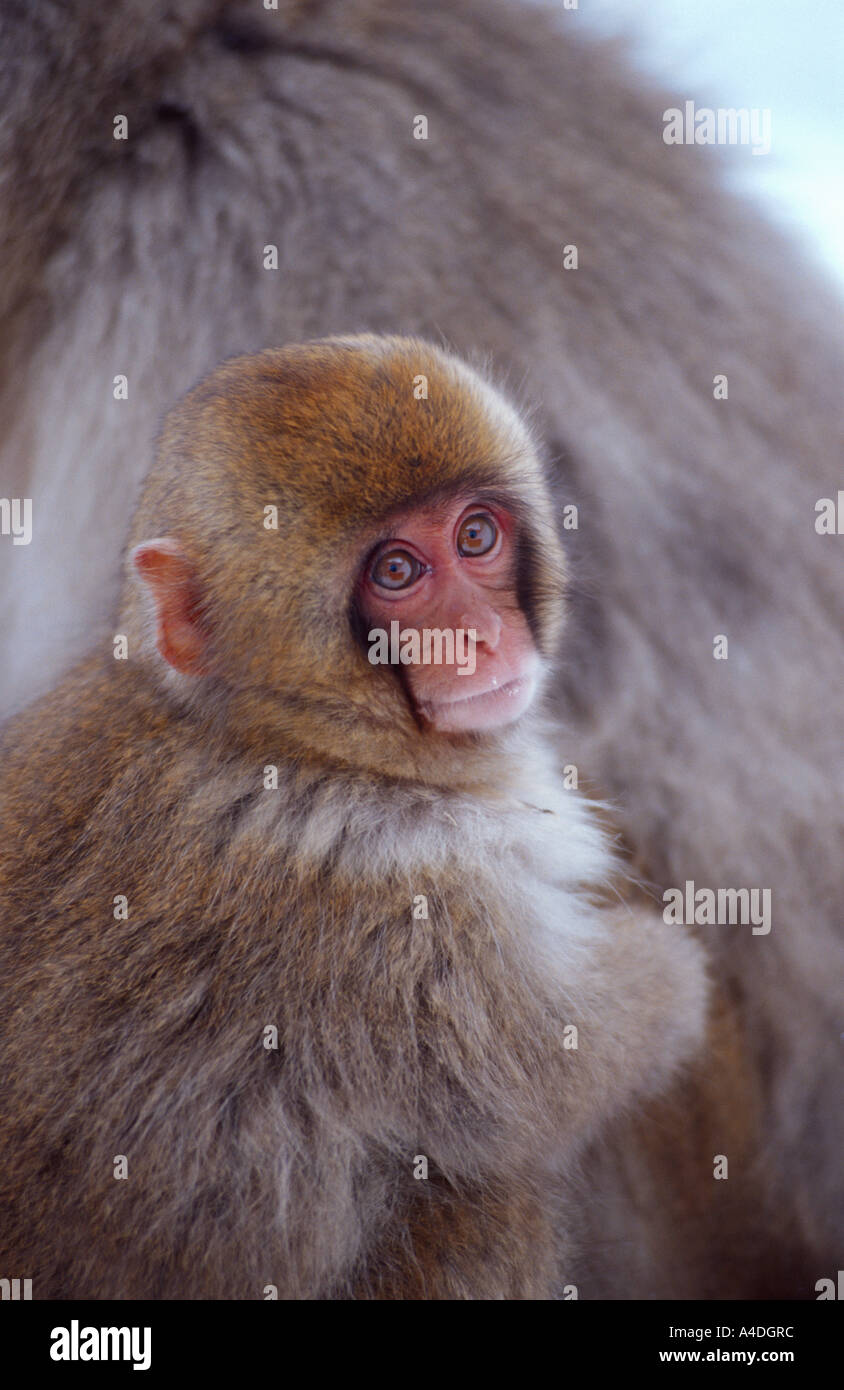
[{"x1": 569, "y1": 0, "x2": 844, "y2": 289}]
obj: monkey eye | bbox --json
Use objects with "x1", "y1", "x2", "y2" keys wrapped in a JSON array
[
  {"x1": 456, "y1": 512, "x2": 498, "y2": 557},
  {"x1": 370, "y1": 548, "x2": 424, "y2": 590}
]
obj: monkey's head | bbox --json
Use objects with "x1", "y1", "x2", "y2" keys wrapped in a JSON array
[{"x1": 124, "y1": 336, "x2": 566, "y2": 783}]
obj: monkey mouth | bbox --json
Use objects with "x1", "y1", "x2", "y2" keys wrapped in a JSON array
[{"x1": 418, "y1": 673, "x2": 538, "y2": 733}]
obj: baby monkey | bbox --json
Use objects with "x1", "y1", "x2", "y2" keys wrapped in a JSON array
[{"x1": 0, "y1": 336, "x2": 705, "y2": 1299}]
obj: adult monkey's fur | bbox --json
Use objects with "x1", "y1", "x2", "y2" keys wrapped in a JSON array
[{"x1": 0, "y1": 0, "x2": 841, "y2": 1296}]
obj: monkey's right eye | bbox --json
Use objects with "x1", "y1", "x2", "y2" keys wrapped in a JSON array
[{"x1": 370, "y1": 548, "x2": 424, "y2": 590}]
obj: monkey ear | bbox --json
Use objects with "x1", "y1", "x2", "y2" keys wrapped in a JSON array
[{"x1": 132, "y1": 537, "x2": 209, "y2": 676}]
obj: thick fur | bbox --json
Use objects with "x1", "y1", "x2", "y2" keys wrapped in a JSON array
[
  {"x1": 0, "y1": 0, "x2": 842, "y2": 1295},
  {"x1": 0, "y1": 341, "x2": 706, "y2": 1298}
]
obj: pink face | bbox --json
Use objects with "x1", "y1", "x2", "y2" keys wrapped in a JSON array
[{"x1": 359, "y1": 497, "x2": 541, "y2": 733}]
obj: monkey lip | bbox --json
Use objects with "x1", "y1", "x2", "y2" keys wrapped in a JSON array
[{"x1": 418, "y1": 673, "x2": 537, "y2": 732}]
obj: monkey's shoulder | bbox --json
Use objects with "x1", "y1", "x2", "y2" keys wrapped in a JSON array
[{"x1": 0, "y1": 659, "x2": 185, "y2": 882}]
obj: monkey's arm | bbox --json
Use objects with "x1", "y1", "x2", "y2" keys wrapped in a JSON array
[
  {"x1": 332, "y1": 885, "x2": 708, "y2": 1301},
  {"x1": 565, "y1": 901, "x2": 709, "y2": 1133}
]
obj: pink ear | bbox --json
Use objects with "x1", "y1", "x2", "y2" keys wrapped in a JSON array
[{"x1": 132, "y1": 537, "x2": 209, "y2": 676}]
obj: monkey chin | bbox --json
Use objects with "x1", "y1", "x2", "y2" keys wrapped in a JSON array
[{"x1": 417, "y1": 670, "x2": 539, "y2": 733}]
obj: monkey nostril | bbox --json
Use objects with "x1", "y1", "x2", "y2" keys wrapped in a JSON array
[{"x1": 460, "y1": 610, "x2": 502, "y2": 651}]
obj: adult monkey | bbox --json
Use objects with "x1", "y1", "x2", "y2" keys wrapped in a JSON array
[{"x1": 0, "y1": 0, "x2": 841, "y2": 1296}]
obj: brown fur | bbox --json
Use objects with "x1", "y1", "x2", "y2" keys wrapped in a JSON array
[
  {"x1": 0, "y1": 339, "x2": 706, "y2": 1298},
  {"x1": 573, "y1": 992, "x2": 817, "y2": 1299},
  {"x1": 0, "y1": 0, "x2": 841, "y2": 1297}
]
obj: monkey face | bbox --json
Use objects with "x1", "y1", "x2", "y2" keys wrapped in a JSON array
[{"x1": 359, "y1": 495, "x2": 540, "y2": 732}]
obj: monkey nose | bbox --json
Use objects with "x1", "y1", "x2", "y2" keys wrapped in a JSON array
[{"x1": 460, "y1": 608, "x2": 502, "y2": 652}]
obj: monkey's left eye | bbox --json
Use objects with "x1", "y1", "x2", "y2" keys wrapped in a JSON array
[
  {"x1": 370, "y1": 548, "x2": 424, "y2": 590},
  {"x1": 456, "y1": 513, "x2": 498, "y2": 557}
]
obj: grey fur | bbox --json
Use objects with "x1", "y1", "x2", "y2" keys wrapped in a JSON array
[{"x1": 0, "y1": 0, "x2": 841, "y2": 1294}]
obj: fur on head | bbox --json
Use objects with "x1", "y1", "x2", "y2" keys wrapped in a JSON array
[{"x1": 123, "y1": 335, "x2": 567, "y2": 785}]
